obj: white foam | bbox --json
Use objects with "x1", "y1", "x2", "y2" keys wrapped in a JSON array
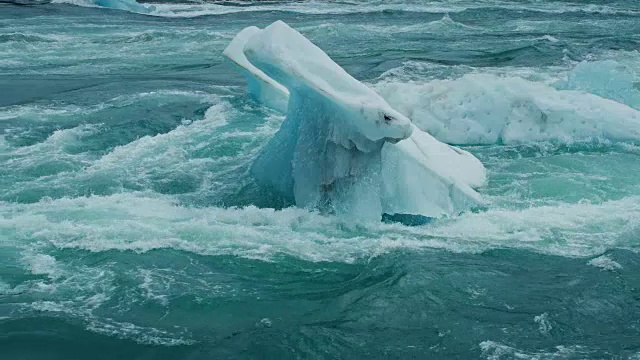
[
  {"x1": 1, "y1": 123, "x2": 103, "y2": 190},
  {"x1": 298, "y1": 14, "x2": 484, "y2": 36},
  {"x1": 147, "y1": 2, "x2": 465, "y2": 18},
  {"x1": 540, "y1": 35, "x2": 559, "y2": 43},
  {"x1": 587, "y1": 254, "x2": 622, "y2": 271},
  {"x1": 92, "y1": 97, "x2": 231, "y2": 169},
  {"x1": 534, "y1": 313, "x2": 552, "y2": 335},
  {"x1": 480, "y1": 341, "x2": 588, "y2": 360},
  {"x1": 29, "y1": 299, "x2": 195, "y2": 345},
  {"x1": 0, "y1": 90, "x2": 219, "y2": 123},
  {"x1": 137, "y1": 268, "x2": 170, "y2": 306},
  {"x1": 2, "y1": 193, "x2": 639, "y2": 263},
  {"x1": 23, "y1": 253, "x2": 60, "y2": 278},
  {"x1": 52, "y1": 0, "x2": 155, "y2": 13},
  {"x1": 1, "y1": 94, "x2": 244, "y2": 202},
  {"x1": 51, "y1": 0, "x2": 99, "y2": 8},
  {"x1": 0, "y1": 104, "x2": 90, "y2": 122},
  {"x1": 15, "y1": 251, "x2": 193, "y2": 345},
  {"x1": 85, "y1": 319, "x2": 195, "y2": 346},
  {"x1": 51, "y1": 0, "x2": 640, "y2": 18}
]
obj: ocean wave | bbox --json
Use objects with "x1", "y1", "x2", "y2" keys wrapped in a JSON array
[
  {"x1": 480, "y1": 341, "x2": 591, "y2": 360},
  {"x1": 0, "y1": 94, "x2": 280, "y2": 206},
  {"x1": 46, "y1": 0, "x2": 640, "y2": 18},
  {"x1": 587, "y1": 254, "x2": 623, "y2": 271},
  {"x1": 0, "y1": 247, "x2": 195, "y2": 346},
  {"x1": 2, "y1": 191, "x2": 639, "y2": 264},
  {"x1": 49, "y1": 0, "x2": 464, "y2": 16},
  {"x1": 26, "y1": 298, "x2": 196, "y2": 345},
  {"x1": 0, "y1": 33, "x2": 61, "y2": 43},
  {"x1": 51, "y1": 0, "x2": 156, "y2": 13},
  {"x1": 0, "y1": 89, "x2": 222, "y2": 147},
  {"x1": 298, "y1": 14, "x2": 484, "y2": 37}
]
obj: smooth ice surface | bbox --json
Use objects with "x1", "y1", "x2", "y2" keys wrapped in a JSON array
[
  {"x1": 377, "y1": 73, "x2": 640, "y2": 145},
  {"x1": 223, "y1": 27, "x2": 289, "y2": 113},
  {"x1": 244, "y1": 21, "x2": 413, "y2": 144},
  {"x1": 381, "y1": 124, "x2": 486, "y2": 218},
  {"x1": 230, "y1": 21, "x2": 485, "y2": 219}
]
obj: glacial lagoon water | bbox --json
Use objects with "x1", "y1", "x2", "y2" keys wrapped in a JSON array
[{"x1": 1, "y1": 0, "x2": 640, "y2": 358}]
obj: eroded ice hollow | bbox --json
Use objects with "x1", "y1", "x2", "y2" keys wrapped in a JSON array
[{"x1": 224, "y1": 21, "x2": 486, "y2": 222}]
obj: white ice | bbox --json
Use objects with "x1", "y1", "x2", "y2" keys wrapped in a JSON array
[
  {"x1": 381, "y1": 124, "x2": 485, "y2": 218},
  {"x1": 223, "y1": 26, "x2": 289, "y2": 113},
  {"x1": 376, "y1": 73, "x2": 640, "y2": 145},
  {"x1": 224, "y1": 21, "x2": 486, "y2": 220}
]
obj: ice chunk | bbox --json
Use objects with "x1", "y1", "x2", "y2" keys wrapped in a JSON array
[
  {"x1": 245, "y1": 21, "x2": 413, "y2": 220},
  {"x1": 223, "y1": 26, "x2": 289, "y2": 113},
  {"x1": 244, "y1": 21, "x2": 413, "y2": 144},
  {"x1": 376, "y1": 73, "x2": 640, "y2": 145},
  {"x1": 555, "y1": 60, "x2": 640, "y2": 110},
  {"x1": 381, "y1": 124, "x2": 485, "y2": 218},
  {"x1": 226, "y1": 21, "x2": 485, "y2": 220}
]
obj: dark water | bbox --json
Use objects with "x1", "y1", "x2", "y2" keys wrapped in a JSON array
[{"x1": 1, "y1": 0, "x2": 640, "y2": 358}]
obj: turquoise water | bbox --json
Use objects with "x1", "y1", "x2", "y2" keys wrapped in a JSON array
[{"x1": 2, "y1": 1, "x2": 640, "y2": 358}]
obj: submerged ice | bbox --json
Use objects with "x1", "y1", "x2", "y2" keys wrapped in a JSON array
[{"x1": 224, "y1": 21, "x2": 486, "y2": 220}]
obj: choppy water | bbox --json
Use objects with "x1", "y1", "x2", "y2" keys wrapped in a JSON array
[{"x1": 1, "y1": 1, "x2": 640, "y2": 358}]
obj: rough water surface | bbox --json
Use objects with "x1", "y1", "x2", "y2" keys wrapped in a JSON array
[{"x1": 1, "y1": 0, "x2": 640, "y2": 359}]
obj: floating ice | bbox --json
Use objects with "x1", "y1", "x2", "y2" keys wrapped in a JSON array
[
  {"x1": 555, "y1": 60, "x2": 640, "y2": 110},
  {"x1": 223, "y1": 26, "x2": 289, "y2": 113},
  {"x1": 224, "y1": 21, "x2": 486, "y2": 220},
  {"x1": 243, "y1": 21, "x2": 414, "y2": 220},
  {"x1": 376, "y1": 73, "x2": 640, "y2": 145},
  {"x1": 381, "y1": 125, "x2": 485, "y2": 218}
]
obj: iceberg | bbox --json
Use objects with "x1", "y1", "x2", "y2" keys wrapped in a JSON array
[
  {"x1": 223, "y1": 26, "x2": 290, "y2": 113},
  {"x1": 224, "y1": 21, "x2": 486, "y2": 221},
  {"x1": 376, "y1": 73, "x2": 640, "y2": 145},
  {"x1": 381, "y1": 125, "x2": 485, "y2": 218}
]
